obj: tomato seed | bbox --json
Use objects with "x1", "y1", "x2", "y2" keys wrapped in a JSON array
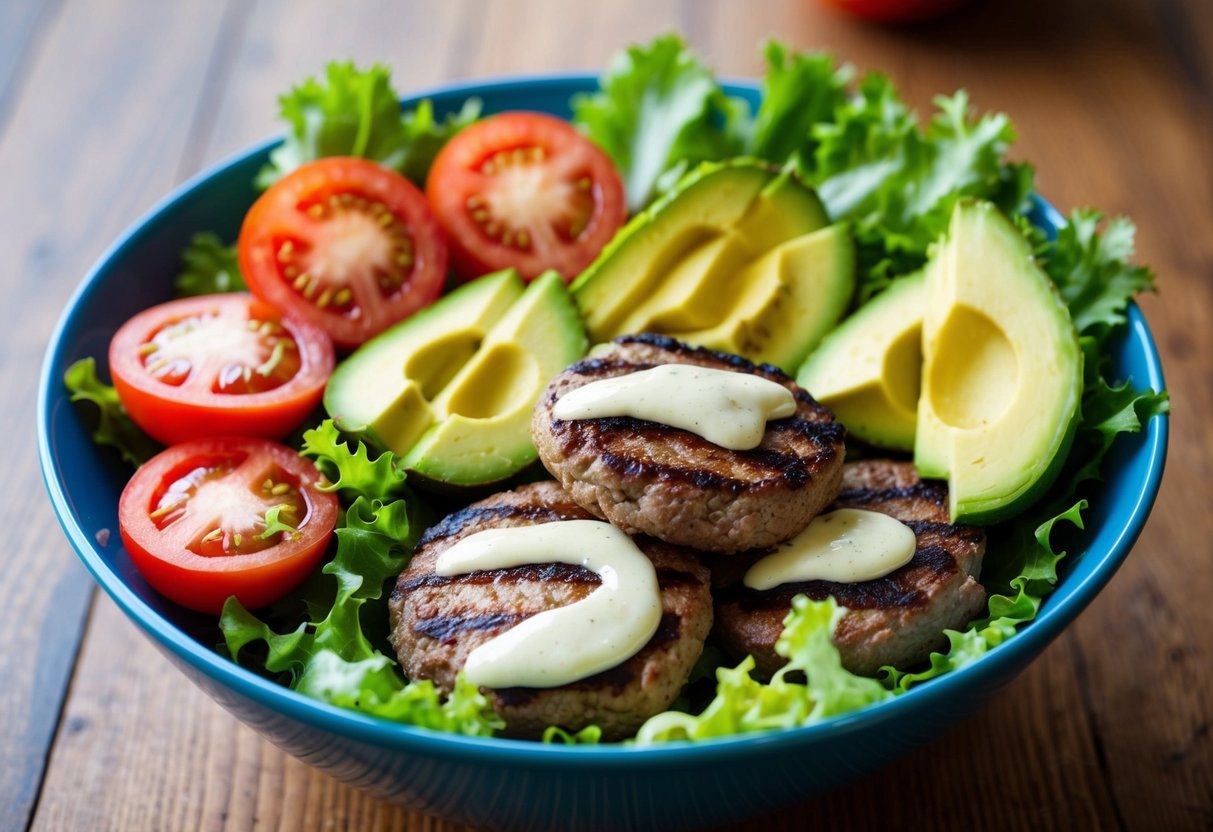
[
  {"x1": 271, "y1": 483, "x2": 291, "y2": 496},
  {"x1": 316, "y1": 288, "x2": 333, "y2": 308},
  {"x1": 333, "y1": 288, "x2": 352, "y2": 306}
]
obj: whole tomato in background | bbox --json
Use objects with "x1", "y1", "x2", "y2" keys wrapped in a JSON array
[{"x1": 823, "y1": 0, "x2": 969, "y2": 24}]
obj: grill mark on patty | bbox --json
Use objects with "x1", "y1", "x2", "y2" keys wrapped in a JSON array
[
  {"x1": 835, "y1": 480, "x2": 949, "y2": 511},
  {"x1": 413, "y1": 612, "x2": 528, "y2": 644},
  {"x1": 491, "y1": 612, "x2": 684, "y2": 707},
  {"x1": 417, "y1": 503, "x2": 587, "y2": 546},
  {"x1": 716, "y1": 542, "x2": 959, "y2": 612},
  {"x1": 547, "y1": 417, "x2": 844, "y2": 491},
  {"x1": 396, "y1": 563, "x2": 704, "y2": 596}
]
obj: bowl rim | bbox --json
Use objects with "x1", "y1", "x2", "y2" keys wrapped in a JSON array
[{"x1": 37, "y1": 72, "x2": 1169, "y2": 767}]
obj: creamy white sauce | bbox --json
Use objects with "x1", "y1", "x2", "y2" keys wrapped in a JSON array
[
  {"x1": 552, "y1": 363, "x2": 796, "y2": 450},
  {"x1": 743, "y1": 509, "x2": 917, "y2": 590},
  {"x1": 435, "y1": 520, "x2": 662, "y2": 689}
]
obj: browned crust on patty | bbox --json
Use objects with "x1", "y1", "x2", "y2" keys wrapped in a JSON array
[
  {"x1": 711, "y1": 460, "x2": 988, "y2": 677},
  {"x1": 531, "y1": 334, "x2": 846, "y2": 553},
  {"x1": 388, "y1": 481, "x2": 712, "y2": 740}
]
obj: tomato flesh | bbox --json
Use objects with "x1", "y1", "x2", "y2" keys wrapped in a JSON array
[
  {"x1": 109, "y1": 293, "x2": 333, "y2": 445},
  {"x1": 119, "y1": 438, "x2": 338, "y2": 613},
  {"x1": 426, "y1": 112, "x2": 627, "y2": 282},
  {"x1": 239, "y1": 157, "x2": 447, "y2": 348}
]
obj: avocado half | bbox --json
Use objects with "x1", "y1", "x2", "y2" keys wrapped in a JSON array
[
  {"x1": 571, "y1": 159, "x2": 854, "y2": 373},
  {"x1": 798, "y1": 270, "x2": 926, "y2": 450},
  {"x1": 915, "y1": 200, "x2": 1083, "y2": 524},
  {"x1": 324, "y1": 268, "x2": 587, "y2": 489}
]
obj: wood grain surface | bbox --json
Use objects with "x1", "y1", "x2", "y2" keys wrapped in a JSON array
[{"x1": 4, "y1": 0, "x2": 1209, "y2": 829}]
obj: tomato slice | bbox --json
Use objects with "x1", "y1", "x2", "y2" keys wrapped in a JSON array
[
  {"x1": 118, "y1": 438, "x2": 338, "y2": 613},
  {"x1": 109, "y1": 293, "x2": 333, "y2": 445},
  {"x1": 426, "y1": 112, "x2": 627, "y2": 282},
  {"x1": 238, "y1": 157, "x2": 447, "y2": 348}
]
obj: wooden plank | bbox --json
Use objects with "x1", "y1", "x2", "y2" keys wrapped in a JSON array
[
  {"x1": 0, "y1": 0, "x2": 60, "y2": 132},
  {"x1": 0, "y1": 1, "x2": 232, "y2": 829},
  {"x1": 26, "y1": 0, "x2": 1213, "y2": 829}
]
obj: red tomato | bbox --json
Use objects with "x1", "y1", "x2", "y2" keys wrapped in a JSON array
[
  {"x1": 118, "y1": 438, "x2": 338, "y2": 613},
  {"x1": 109, "y1": 293, "x2": 333, "y2": 445},
  {"x1": 426, "y1": 112, "x2": 627, "y2": 282},
  {"x1": 238, "y1": 157, "x2": 447, "y2": 349},
  {"x1": 823, "y1": 0, "x2": 967, "y2": 24}
]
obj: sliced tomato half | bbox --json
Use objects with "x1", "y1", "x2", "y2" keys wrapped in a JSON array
[
  {"x1": 426, "y1": 112, "x2": 627, "y2": 282},
  {"x1": 109, "y1": 293, "x2": 334, "y2": 445},
  {"x1": 118, "y1": 437, "x2": 339, "y2": 613},
  {"x1": 239, "y1": 157, "x2": 448, "y2": 349}
]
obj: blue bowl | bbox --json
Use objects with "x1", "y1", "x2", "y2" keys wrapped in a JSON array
[{"x1": 38, "y1": 75, "x2": 1168, "y2": 831}]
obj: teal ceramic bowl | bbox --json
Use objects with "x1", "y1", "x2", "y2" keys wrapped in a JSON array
[{"x1": 38, "y1": 75, "x2": 1167, "y2": 831}]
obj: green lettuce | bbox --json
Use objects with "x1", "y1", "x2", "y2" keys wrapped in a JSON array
[
  {"x1": 300, "y1": 419, "x2": 408, "y2": 502},
  {"x1": 634, "y1": 597, "x2": 890, "y2": 743},
  {"x1": 63, "y1": 358, "x2": 160, "y2": 467},
  {"x1": 572, "y1": 34, "x2": 748, "y2": 211},
  {"x1": 256, "y1": 62, "x2": 480, "y2": 189},
  {"x1": 174, "y1": 232, "x2": 245, "y2": 296}
]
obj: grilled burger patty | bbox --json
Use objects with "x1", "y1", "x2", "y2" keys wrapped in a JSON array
[
  {"x1": 711, "y1": 460, "x2": 988, "y2": 677},
  {"x1": 388, "y1": 481, "x2": 713, "y2": 740},
  {"x1": 531, "y1": 334, "x2": 847, "y2": 554}
]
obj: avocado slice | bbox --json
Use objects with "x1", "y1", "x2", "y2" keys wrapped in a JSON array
[
  {"x1": 915, "y1": 200, "x2": 1082, "y2": 523},
  {"x1": 571, "y1": 160, "x2": 841, "y2": 369},
  {"x1": 679, "y1": 222, "x2": 855, "y2": 372},
  {"x1": 324, "y1": 269, "x2": 586, "y2": 489},
  {"x1": 797, "y1": 268, "x2": 926, "y2": 450}
]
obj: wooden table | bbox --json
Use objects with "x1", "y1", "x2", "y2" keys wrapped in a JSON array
[{"x1": 5, "y1": 0, "x2": 1210, "y2": 829}]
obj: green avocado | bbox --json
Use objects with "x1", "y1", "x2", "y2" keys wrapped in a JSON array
[
  {"x1": 797, "y1": 269, "x2": 926, "y2": 450},
  {"x1": 571, "y1": 160, "x2": 852, "y2": 372},
  {"x1": 915, "y1": 200, "x2": 1082, "y2": 523},
  {"x1": 324, "y1": 269, "x2": 586, "y2": 489}
]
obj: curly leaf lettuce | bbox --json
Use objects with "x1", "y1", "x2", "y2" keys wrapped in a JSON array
[
  {"x1": 63, "y1": 358, "x2": 160, "y2": 467},
  {"x1": 300, "y1": 419, "x2": 408, "y2": 501},
  {"x1": 634, "y1": 597, "x2": 890, "y2": 743},
  {"x1": 256, "y1": 62, "x2": 480, "y2": 189},
  {"x1": 174, "y1": 232, "x2": 244, "y2": 296},
  {"x1": 572, "y1": 34, "x2": 748, "y2": 212},
  {"x1": 748, "y1": 42, "x2": 852, "y2": 167}
]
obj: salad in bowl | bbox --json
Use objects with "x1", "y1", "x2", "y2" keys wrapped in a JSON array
[{"x1": 41, "y1": 34, "x2": 1167, "y2": 829}]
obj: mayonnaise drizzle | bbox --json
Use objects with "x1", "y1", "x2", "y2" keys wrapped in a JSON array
[
  {"x1": 743, "y1": 509, "x2": 917, "y2": 590},
  {"x1": 552, "y1": 363, "x2": 797, "y2": 450},
  {"x1": 435, "y1": 520, "x2": 662, "y2": 689}
]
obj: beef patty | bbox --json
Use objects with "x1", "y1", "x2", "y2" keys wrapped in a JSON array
[
  {"x1": 388, "y1": 481, "x2": 713, "y2": 740},
  {"x1": 711, "y1": 460, "x2": 987, "y2": 677},
  {"x1": 531, "y1": 334, "x2": 847, "y2": 553}
]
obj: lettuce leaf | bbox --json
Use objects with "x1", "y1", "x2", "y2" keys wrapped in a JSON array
[
  {"x1": 174, "y1": 232, "x2": 245, "y2": 296},
  {"x1": 1036, "y1": 209, "x2": 1157, "y2": 343},
  {"x1": 572, "y1": 34, "x2": 748, "y2": 212},
  {"x1": 300, "y1": 419, "x2": 408, "y2": 502},
  {"x1": 63, "y1": 358, "x2": 160, "y2": 467},
  {"x1": 634, "y1": 597, "x2": 890, "y2": 743},
  {"x1": 807, "y1": 81, "x2": 1033, "y2": 300},
  {"x1": 748, "y1": 42, "x2": 852, "y2": 167},
  {"x1": 255, "y1": 62, "x2": 480, "y2": 189}
]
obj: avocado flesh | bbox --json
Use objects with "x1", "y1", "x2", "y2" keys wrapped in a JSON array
[
  {"x1": 323, "y1": 269, "x2": 523, "y2": 450},
  {"x1": 797, "y1": 269, "x2": 926, "y2": 450},
  {"x1": 915, "y1": 200, "x2": 1082, "y2": 523},
  {"x1": 681, "y1": 222, "x2": 855, "y2": 373},
  {"x1": 403, "y1": 270, "x2": 587, "y2": 487},
  {"x1": 571, "y1": 160, "x2": 830, "y2": 349},
  {"x1": 324, "y1": 269, "x2": 586, "y2": 489}
]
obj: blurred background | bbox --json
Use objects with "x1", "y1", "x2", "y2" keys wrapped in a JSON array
[{"x1": 3, "y1": 1, "x2": 1209, "y2": 829}]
